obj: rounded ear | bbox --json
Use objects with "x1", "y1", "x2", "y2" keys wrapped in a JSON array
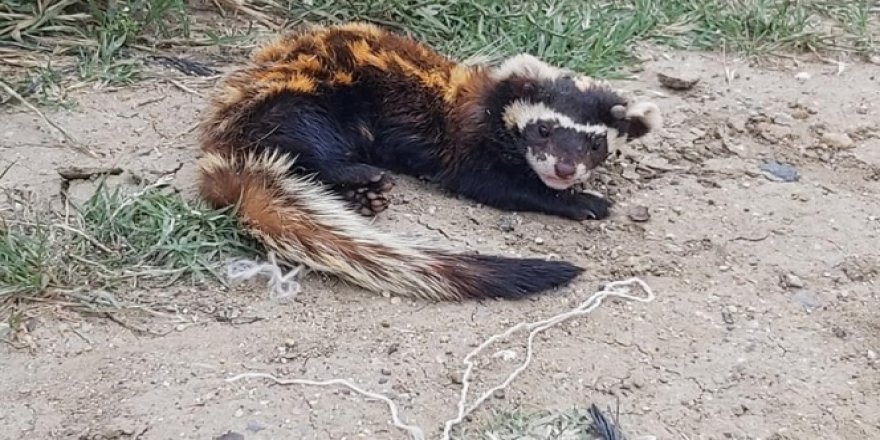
[
  {"x1": 610, "y1": 104, "x2": 627, "y2": 119},
  {"x1": 611, "y1": 101, "x2": 662, "y2": 141}
]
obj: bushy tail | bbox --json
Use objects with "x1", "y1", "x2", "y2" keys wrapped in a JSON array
[{"x1": 197, "y1": 151, "x2": 583, "y2": 301}]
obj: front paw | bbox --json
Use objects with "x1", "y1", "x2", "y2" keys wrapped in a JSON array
[{"x1": 569, "y1": 193, "x2": 610, "y2": 220}]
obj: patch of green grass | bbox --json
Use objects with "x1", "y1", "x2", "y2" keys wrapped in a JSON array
[
  {"x1": 278, "y1": 0, "x2": 876, "y2": 77},
  {"x1": 0, "y1": 218, "x2": 53, "y2": 297},
  {"x1": 0, "y1": 177, "x2": 259, "y2": 312},
  {"x1": 450, "y1": 406, "x2": 614, "y2": 440},
  {"x1": 1, "y1": 0, "x2": 190, "y2": 86},
  {"x1": 8, "y1": 63, "x2": 79, "y2": 110},
  {"x1": 2, "y1": 0, "x2": 877, "y2": 99},
  {"x1": 282, "y1": 0, "x2": 659, "y2": 77},
  {"x1": 813, "y1": 0, "x2": 878, "y2": 54},
  {"x1": 658, "y1": 0, "x2": 828, "y2": 53}
]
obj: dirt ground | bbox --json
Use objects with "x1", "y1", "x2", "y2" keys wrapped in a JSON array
[{"x1": 1, "y1": 48, "x2": 879, "y2": 440}]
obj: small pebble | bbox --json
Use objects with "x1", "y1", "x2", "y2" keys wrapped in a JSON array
[
  {"x1": 821, "y1": 132, "x2": 854, "y2": 149},
  {"x1": 628, "y1": 205, "x2": 650, "y2": 222},
  {"x1": 380, "y1": 368, "x2": 392, "y2": 376},
  {"x1": 657, "y1": 71, "x2": 700, "y2": 90},
  {"x1": 727, "y1": 118, "x2": 746, "y2": 133},
  {"x1": 498, "y1": 215, "x2": 516, "y2": 232},
  {"x1": 791, "y1": 109, "x2": 810, "y2": 120},
  {"x1": 773, "y1": 113, "x2": 794, "y2": 126},
  {"x1": 534, "y1": 237, "x2": 544, "y2": 245},
  {"x1": 781, "y1": 273, "x2": 805, "y2": 289},
  {"x1": 760, "y1": 161, "x2": 799, "y2": 183},
  {"x1": 795, "y1": 71, "x2": 811, "y2": 81},
  {"x1": 390, "y1": 297, "x2": 401, "y2": 305},
  {"x1": 868, "y1": 350, "x2": 877, "y2": 360},
  {"x1": 246, "y1": 420, "x2": 266, "y2": 433},
  {"x1": 492, "y1": 389, "x2": 506, "y2": 399},
  {"x1": 793, "y1": 291, "x2": 822, "y2": 310},
  {"x1": 387, "y1": 343, "x2": 400, "y2": 355},
  {"x1": 216, "y1": 432, "x2": 245, "y2": 440},
  {"x1": 448, "y1": 370, "x2": 464, "y2": 385}
]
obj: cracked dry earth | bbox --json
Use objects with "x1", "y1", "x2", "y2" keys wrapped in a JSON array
[{"x1": 1, "y1": 49, "x2": 879, "y2": 440}]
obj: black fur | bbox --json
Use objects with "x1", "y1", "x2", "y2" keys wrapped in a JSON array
[
  {"x1": 232, "y1": 58, "x2": 650, "y2": 221},
  {"x1": 439, "y1": 163, "x2": 611, "y2": 220},
  {"x1": 436, "y1": 253, "x2": 585, "y2": 299},
  {"x1": 439, "y1": 76, "x2": 640, "y2": 220}
]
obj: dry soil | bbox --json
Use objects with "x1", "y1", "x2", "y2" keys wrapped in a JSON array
[{"x1": 1, "y1": 49, "x2": 879, "y2": 440}]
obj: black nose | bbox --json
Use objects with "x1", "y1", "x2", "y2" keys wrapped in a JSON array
[{"x1": 554, "y1": 162, "x2": 576, "y2": 179}]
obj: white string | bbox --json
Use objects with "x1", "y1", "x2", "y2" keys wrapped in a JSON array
[
  {"x1": 226, "y1": 252, "x2": 304, "y2": 300},
  {"x1": 440, "y1": 277, "x2": 655, "y2": 439},
  {"x1": 223, "y1": 265, "x2": 655, "y2": 440},
  {"x1": 224, "y1": 373, "x2": 427, "y2": 440}
]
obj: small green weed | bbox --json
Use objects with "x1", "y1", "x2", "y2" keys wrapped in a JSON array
[
  {"x1": 0, "y1": 218, "x2": 53, "y2": 297},
  {"x1": 813, "y1": 0, "x2": 878, "y2": 54},
  {"x1": 450, "y1": 406, "x2": 607, "y2": 440},
  {"x1": 9, "y1": 64, "x2": 79, "y2": 109}
]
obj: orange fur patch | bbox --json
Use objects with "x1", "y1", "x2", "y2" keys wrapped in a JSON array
[
  {"x1": 440, "y1": 67, "x2": 497, "y2": 167},
  {"x1": 286, "y1": 74, "x2": 317, "y2": 93},
  {"x1": 215, "y1": 84, "x2": 246, "y2": 108},
  {"x1": 332, "y1": 70, "x2": 353, "y2": 85},
  {"x1": 252, "y1": 40, "x2": 290, "y2": 64},
  {"x1": 444, "y1": 65, "x2": 476, "y2": 103},
  {"x1": 291, "y1": 54, "x2": 322, "y2": 72},
  {"x1": 386, "y1": 52, "x2": 446, "y2": 90},
  {"x1": 198, "y1": 159, "x2": 294, "y2": 238}
]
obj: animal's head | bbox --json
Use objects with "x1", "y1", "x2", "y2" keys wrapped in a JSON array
[{"x1": 489, "y1": 54, "x2": 662, "y2": 190}]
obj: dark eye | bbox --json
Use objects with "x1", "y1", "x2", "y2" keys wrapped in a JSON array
[
  {"x1": 590, "y1": 136, "x2": 607, "y2": 151},
  {"x1": 538, "y1": 124, "x2": 550, "y2": 138}
]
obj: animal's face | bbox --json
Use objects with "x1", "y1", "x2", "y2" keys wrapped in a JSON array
[
  {"x1": 491, "y1": 54, "x2": 661, "y2": 190},
  {"x1": 503, "y1": 97, "x2": 611, "y2": 190}
]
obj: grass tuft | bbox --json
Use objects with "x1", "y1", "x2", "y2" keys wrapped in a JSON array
[
  {"x1": 451, "y1": 406, "x2": 611, "y2": 440},
  {"x1": 275, "y1": 0, "x2": 877, "y2": 77},
  {"x1": 0, "y1": 177, "x2": 259, "y2": 314},
  {"x1": 2, "y1": 0, "x2": 877, "y2": 94},
  {"x1": 1, "y1": 0, "x2": 190, "y2": 86}
]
